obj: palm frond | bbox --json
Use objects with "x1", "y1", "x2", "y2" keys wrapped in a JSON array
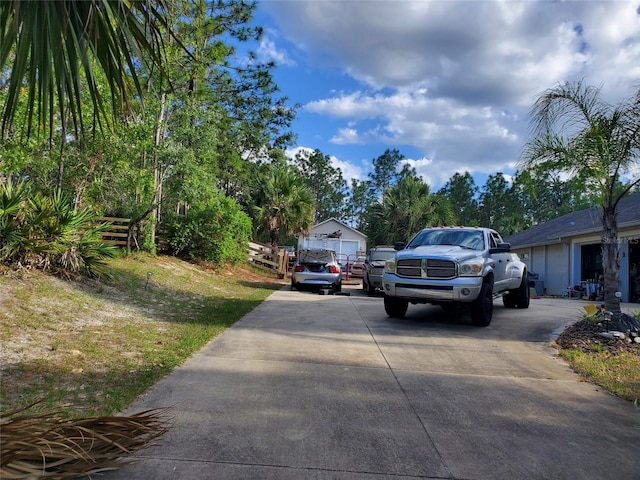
[
  {"x1": 0, "y1": 0, "x2": 170, "y2": 139},
  {"x1": 0, "y1": 406, "x2": 171, "y2": 479}
]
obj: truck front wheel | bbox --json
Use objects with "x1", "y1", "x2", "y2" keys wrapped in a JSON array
[
  {"x1": 384, "y1": 296, "x2": 408, "y2": 318},
  {"x1": 470, "y1": 281, "x2": 493, "y2": 326}
]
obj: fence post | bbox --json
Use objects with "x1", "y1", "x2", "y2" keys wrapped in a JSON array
[{"x1": 278, "y1": 250, "x2": 288, "y2": 278}]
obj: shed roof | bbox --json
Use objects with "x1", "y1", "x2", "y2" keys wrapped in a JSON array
[
  {"x1": 310, "y1": 218, "x2": 366, "y2": 238},
  {"x1": 504, "y1": 192, "x2": 640, "y2": 248}
]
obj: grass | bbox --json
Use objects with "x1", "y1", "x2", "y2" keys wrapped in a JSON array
[
  {"x1": 558, "y1": 348, "x2": 640, "y2": 403},
  {"x1": 0, "y1": 253, "x2": 286, "y2": 418}
]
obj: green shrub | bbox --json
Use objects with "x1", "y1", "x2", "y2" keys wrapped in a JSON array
[
  {"x1": 164, "y1": 192, "x2": 251, "y2": 266},
  {"x1": 0, "y1": 177, "x2": 29, "y2": 261},
  {"x1": 0, "y1": 178, "x2": 116, "y2": 277}
]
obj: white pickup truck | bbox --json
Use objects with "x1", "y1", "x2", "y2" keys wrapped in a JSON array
[{"x1": 381, "y1": 226, "x2": 529, "y2": 326}]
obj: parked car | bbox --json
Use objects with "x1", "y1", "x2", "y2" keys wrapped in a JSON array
[
  {"x1": 362, "y1": 246, "x2": 396, "y2": 295},
  {"x1": 350, "y1": 256, "x2": 366, "y2": 278},
  {"x1": 291, "y1": 248, "x2": 342, "y2": 292}
]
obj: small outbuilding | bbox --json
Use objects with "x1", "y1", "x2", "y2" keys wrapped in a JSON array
[{"x1": 297, "y1": 218, "x2": 367, "y2": 267}]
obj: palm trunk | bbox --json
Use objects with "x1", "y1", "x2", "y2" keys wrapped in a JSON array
[{"x1": 601, "y1": 204, "x2": 621, "y2": 313}]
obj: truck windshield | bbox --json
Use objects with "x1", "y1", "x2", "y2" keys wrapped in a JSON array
[
  {"x1": 407, "y1": 230, "x2": 484, "y2": 251},
  {"x1": 371, "y1": 250, "x2": 396, "y2": 262}
]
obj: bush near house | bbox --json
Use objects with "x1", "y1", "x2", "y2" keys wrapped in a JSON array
[{"x1": 163, "y1": 193, "x2": 252, "y2": 266}]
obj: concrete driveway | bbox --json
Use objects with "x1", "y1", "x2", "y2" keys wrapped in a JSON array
[{"x1": 107, "y1": 285, "x2": 640, "y2": 480}]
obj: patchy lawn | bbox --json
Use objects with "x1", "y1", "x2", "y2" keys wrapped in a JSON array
[{"x1": 0, "y1": 254, "x2": 286, "y2": 418}]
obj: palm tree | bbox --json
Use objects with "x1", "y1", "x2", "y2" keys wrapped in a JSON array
[
  {"x1": 520, "y1": 81, "x2": 640, "y2": 313},
  {"x1": 0, "y1": 0, "x2": 169, "y2": 139},
  {"x1": 253, "y1": 166, "x2": 315, "y2": 246},
  {"x1": 366, "y1": 175, "x2": 455, "y2": 245}
]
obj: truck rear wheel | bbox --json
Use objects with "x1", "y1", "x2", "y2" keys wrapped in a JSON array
[
  {"x1": 470, "y1": 281, "x2": 493, "y2": 326},
  {"x1": 503, "y1": 274, "x2": 530, "y2": 309},
  {"x1": 384, "y1": 296, "x2": 408, "y2": 318}
]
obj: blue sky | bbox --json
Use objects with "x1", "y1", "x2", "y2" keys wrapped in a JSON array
[{"x1": 250, "y1": 0, "x2": 640, "y2": 191}]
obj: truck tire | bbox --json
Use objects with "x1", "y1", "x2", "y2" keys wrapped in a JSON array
[
  {"x1": 503, "y1": 273, "x2": 530, "y2": 309},
  {"x1": 366, "y1": 280, "x2": 376, "y2": 296},
  {"x1": 470, "y1": 281, "x2": 493, "y2": 326},
  {"x1": 384, "y1": 296, "x2": 408, "y2": 318},
  {"x1": 363, "y1": 277, "x2": 374, "y2": 295}
]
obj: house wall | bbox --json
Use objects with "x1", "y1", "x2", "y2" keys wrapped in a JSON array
[
  {"x1": 519, "y1": 241, "x2": 627, "y2": 298},
  {"x1": 513, "y1": 227, "x2": 640, "y2": 301},
  {"x1": 545, "y1": 243, "x2": 570, "y2": 296},
  {"x1": 530, "y1": 247, "x2": 545, "y2": 280},
  {"x1": 298, "y1": 219, "x2": 366, "y2": 263},
  {"x1": 512, "y1": 243, "x2": 571, "y2": 297}
]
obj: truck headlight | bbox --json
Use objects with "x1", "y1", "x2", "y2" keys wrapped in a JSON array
[
  {"x1": 385, "y1": 258, "x2": 396, "y2": 274},
  {"x1": 459, "y1": 260, "x2": 483, "y2": 276}
]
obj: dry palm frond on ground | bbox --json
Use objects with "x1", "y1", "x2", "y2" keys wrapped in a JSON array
[{"x1": 0, "y1": 404, "x2": 170, "y2": 479}]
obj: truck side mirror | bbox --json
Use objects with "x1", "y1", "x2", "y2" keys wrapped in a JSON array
[
  {"x1": 394, "y1": 241, "x2": 405, "y2": 251},
  {"x1": 490, "y1": 242, "x2": 511, "y2": 254}
]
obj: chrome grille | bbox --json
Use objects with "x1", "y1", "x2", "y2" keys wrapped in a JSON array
[
  {"x1": 396, "y1": 258, "x2": 457, "y2": 279},
  {"x1": 426, "y1": 259, "x2": 456, "y2": 278},
  {"x1": 396, "y1": 259, "x2": 422, "y2": 277}
]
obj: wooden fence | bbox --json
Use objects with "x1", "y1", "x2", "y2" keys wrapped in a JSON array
[
  {"x1": 247, "y1": 241, "x2": 290, "y2": 278},
  {"x1": 96, "y1": 217, "x2": 130, "y2": 247},
  {"x1": 95, "y1": 219, "x2": 290, "y2": 278}
]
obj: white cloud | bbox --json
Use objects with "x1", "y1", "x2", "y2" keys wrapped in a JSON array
[
  {"x1": 330, "y1": 127, "x2": 363, "y2": 145},
  {"x1": 257, "y1": 31, "x2": 295, "y2": 67},
  {"x1": 330, "y1": 154, "x2": 364, "y2": 184},
  {"x1": 306, "y1": 89, "x2": 522, "y2": 177},
  {"x1": 284, "y1": 147, "x2": 364, "y2": 184},
  {"x1": 284, "y1": 146, "x2": 313, "y2": 160},
  {"x1": 261, "y1": 0, "x2": 640, "y2": 188}
]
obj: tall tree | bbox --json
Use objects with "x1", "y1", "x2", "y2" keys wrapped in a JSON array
[
  {"x1": 438, "y1": 171, "x2": 479, "y2": 226},
  {"x1": 510, "y1": 169, "x2": 591, "y2": 226},
  {"x1": 477, "y1": 173, "x2": 511, "y2": 231},
  {"x1": 151, "y1": 0, "x2": 296, "y2": 235},
  {"x1": 293, "y1": 149, "x2": 347, "y2": 223},
  {"x1": 521, "y1": 81, "x2": 640, "y2": 313},
  {"x1": 1, "y1": 0, "x2": 298, "y2": 257},
  {"x1": 345, "y1": 178, "x2": 373, "y2": 231},
  {"x1": 369, "y1": 148, "x2": 405, "y2": 198}
]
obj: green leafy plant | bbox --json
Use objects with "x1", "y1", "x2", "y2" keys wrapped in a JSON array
[
  {"x1": 579, "y1": 304, "x2": 604, "y2": 324},
  {"x1": 0, "y1": 177, "x2": 29, "y2": 262},
  {"x1": 579, "y1": 310, "x2": 600, "y2": 324},
  {"x1": 0, "y1": 179, "x2": 117, "y2": 277},
  {"x1": 165, "y1": 192, "x2": 251, "y2": 266}
]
